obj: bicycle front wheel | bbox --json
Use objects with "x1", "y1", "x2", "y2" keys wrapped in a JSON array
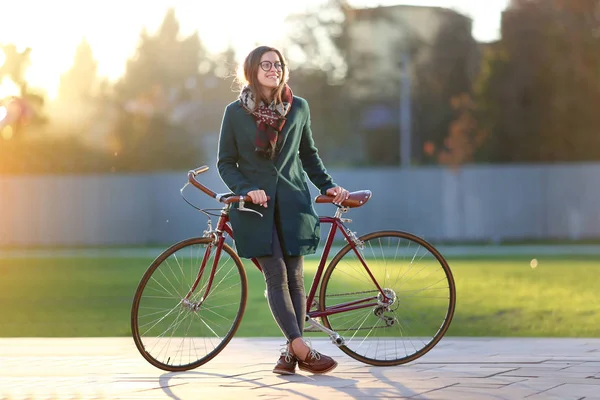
[
  {"x1": 319, "y1": 230, "x2": 456, "y2": 366},
  {"x1": 131, "y1": 237, "x2": 247, "y2": 371}
]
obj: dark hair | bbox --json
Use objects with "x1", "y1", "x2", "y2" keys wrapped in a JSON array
[{"x1": 237, "y1": 46, "x2": 289, "y2": 111}]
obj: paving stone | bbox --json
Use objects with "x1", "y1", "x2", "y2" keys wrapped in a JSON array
[{"x1": 1, "y1": 338, "x2": 599, "y2": 399}]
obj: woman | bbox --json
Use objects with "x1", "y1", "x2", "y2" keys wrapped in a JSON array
[{"x1": 217, "y1": 46, "x2": 349, "y2": 375}]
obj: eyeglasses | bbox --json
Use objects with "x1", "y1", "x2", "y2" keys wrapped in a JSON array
[{"x1": 260, "y1": 61, "x2": 285, "y2": 72}]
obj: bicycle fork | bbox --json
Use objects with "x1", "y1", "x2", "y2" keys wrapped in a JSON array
[{"x1": 181, "y1": 236, "x2": 223, "y2": 312}]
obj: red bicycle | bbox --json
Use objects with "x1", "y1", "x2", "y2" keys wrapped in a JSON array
[{"x1": 131, "y1": 166, "x2": 456, "y2": 372}]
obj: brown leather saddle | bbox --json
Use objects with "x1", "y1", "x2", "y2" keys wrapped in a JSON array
[{"x1": 314, "y1": 190, "x2": 372, "y2": 208}]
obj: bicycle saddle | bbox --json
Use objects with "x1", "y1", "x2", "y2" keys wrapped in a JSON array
[{"x1": 314, "y1": 190, "x2": 372, "y2": 208}]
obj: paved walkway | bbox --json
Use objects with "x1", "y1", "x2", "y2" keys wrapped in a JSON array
[{"x1": 1, "y1": 337, "x2": 599, "y2": 399}]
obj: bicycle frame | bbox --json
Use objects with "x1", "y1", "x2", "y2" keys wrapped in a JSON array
[{"x1": 188, "y1": 204, "x2": 389, "y2": 322}]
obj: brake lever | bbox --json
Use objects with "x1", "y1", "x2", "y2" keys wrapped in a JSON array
[{"x1": 238, "y1": 196, "x2": 264, "y2": 218}]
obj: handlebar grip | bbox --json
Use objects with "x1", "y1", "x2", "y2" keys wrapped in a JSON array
[
  {"x1": 222, "y1": 195, "x2": 271, "y2": 205},
  {"x1": 190, "y1": 165, "x2": 209, "y2": 176}
]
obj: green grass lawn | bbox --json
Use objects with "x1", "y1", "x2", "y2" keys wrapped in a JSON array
[{"x1": 0, "y1": 255, "x2": 598, "y2": 337}]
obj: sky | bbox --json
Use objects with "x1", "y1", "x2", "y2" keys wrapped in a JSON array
[{"x1": 1, "y1": 0, "x2": 509, "y2": 100}]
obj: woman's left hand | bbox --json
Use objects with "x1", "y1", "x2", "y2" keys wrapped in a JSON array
[{"x1": 326, "y1": 186, "x2": 350, "y2": 205}]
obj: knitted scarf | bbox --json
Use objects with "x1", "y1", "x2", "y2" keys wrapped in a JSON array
[{"x1": 239, "y1": 84, "x2": 293, "y2": 160}]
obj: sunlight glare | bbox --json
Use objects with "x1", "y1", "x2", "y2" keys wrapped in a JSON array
[
  {"x1": 0, "y1": 77, "x2": 21, "y2": 99},
  {"x1": 0, "y1": 0, "x2": 507, "y2": 100},
  {"x1": 0, "y1": 48, "x2": 5, "y2": 68},
  {"x1": 0, "y1": 106, "x2": 7, "y2": 121},
  {"x1": 1, "y1": 125, "x2": 14, "y2": 140}
]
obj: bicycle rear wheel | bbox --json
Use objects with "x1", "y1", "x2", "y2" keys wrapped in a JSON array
[
  {"x1": 131, "y1": 237, "x2": 247, "y2": 371},
  {"x1": 319, "y1": 230, "x2": 455, "y2": 366}
]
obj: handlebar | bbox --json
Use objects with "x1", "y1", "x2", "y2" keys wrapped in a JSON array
[
  {"x1": 187, "y1": 166, "x2": 217, "y2": 198},
  {"x1": 187, "y1": 165, "x2": 369, "y2": 209},
  {"x1": 187, "y1": 166, "x2": 268, "y2": 205}
]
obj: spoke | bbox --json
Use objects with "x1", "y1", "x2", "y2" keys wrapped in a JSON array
[
  {"x1": 346, "y1": 309, "x2": 373, "y2": 345},
  {"x1": 400, "y1": 294, "x2": 450, "y2": 300},
  {"x1": 177, "y1": 311, "x2": 197, "y2": 365},
  {"x1": 167, "y1": 255, "x2": 185, "y2": 292},
  {"x1": 206, "y1": 259, "x2": 237, "y2": 297},
  {"x1": 396, "y1": 262, "x2": 437, "y2": 291},
  {"x1": 139, "y1": 302, "x2": 182, "y2": 335},
  {"x1": 151, "y1": 306, "x2": 188, "y2": 362},
  {"x1": 159, "y1": 257, "x2": 184, "y2": 298},
  {"x1": 148, "y1": 275, "x2": 180, "y2": 301},
  {"x1": 197, "y1": 313, "x2": 224, "y2": 342},
  {"x1": 201, "y1": 305, "x2": 237, "y2": 323},
  {"x1": 333, "y1": 258, "x2": 375, "y2": 285},
  {"x1": 202, "y1": 301, "x2": 240, "y2": 311},
  {"x1": 141, "y1": 295, "x2": 182, "y2": 300},
  {"x1": 139, "y1": 308, "x2": 179, "y2": 319}
]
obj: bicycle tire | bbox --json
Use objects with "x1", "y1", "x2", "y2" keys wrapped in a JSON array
[
  {"x1": 319, "y1": 230, "x2": 456, "y2": 366},
  {"x1": 131, "y1": 237, "x2": 247, "y2": 371}
]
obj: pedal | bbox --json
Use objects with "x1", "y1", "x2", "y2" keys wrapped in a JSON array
[{"x1": 330, "y1": 333, "x2": 345, "y2": 346}]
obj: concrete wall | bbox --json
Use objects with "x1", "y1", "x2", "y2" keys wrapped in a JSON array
[{"x1": 1, "y1": 163, "x2": 599, "y2": 246}]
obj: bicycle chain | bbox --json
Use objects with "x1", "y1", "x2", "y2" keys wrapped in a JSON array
[
  {"x1": 304, "y1": 325, "x2": 391, "y2": 332},
  {"x1": 313, "y1": 289, "x2": 379, "y2": 299}
]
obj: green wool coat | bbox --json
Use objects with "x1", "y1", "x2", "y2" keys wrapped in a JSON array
[{"x1": 217, "y1": 96, "x2": 337, "y2": 259}]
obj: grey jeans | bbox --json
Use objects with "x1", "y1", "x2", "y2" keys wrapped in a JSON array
[{"x1": 256, "y1": 226, "x2": 306, "y2": 342}]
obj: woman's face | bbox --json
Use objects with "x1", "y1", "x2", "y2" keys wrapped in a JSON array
[{"x1": 256, "y1": 51, "x2": 283, "y2": 90}]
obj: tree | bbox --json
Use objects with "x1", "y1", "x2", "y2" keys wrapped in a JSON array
[
  {"x1": 117, "y1": 8, "x2": 205, "y2": 102},
  {"x1": 57, "y1": 39, "x2": 98, "y2": 103},
  {"x1": 288, "y1": 68, "x2": 349, "y2": 163},
  {"x1": 475, "y1": 0, "x2": 600, "y2": 162},
  {"x1": 284, "y1": 1, "x2": 367, "y2": 164},
  {"x1": 0, "y1": 43, "x2": 31, "y2": 91},
  {"x1": 423, "y1": 93, "x2": 487, "y2": 168},
  {"x1": 53, "y1": 39, "x2": 99, "y2": 135},
  {"x1": 284, "y1": 0, "x2": 350, "y2": 84},
  {"x1": 111, "y1": 8, "x2": 210, "y2": 172},
  {"x1": 192, "y1": 45, "x2": 239, "y2": 134},
  {"x1": 0, "y1": 43, "x2": 46, "y2": 139},
  {"x1": 414, "y1": 13, "x2": 478, "y2": 165}
]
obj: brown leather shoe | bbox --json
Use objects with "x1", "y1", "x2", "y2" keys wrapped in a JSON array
[
  {"x1": 273, "y1": 350, "x2": 297, "y2": 375},
  {"x1": 297, "y1": 349, "x2": 338, "y2": 375}
]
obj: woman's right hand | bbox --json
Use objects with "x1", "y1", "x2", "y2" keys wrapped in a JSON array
[{"x1": 247, "y1": 190, "x2": 268, "y2": 208}]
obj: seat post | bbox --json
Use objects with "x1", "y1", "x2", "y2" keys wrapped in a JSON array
[{"x1": 334, "y1": 206, "x2": 350, "y2": 219}]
